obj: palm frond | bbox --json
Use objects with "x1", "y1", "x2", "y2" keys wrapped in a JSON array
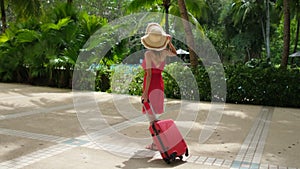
[
  {"x1": 41, "y1": 17, "x2": 73, "y2": 32},
  {"x1": 15, "y1": 29, "x2": 41, "y2": 43},
  {"x1": 184, "y1": 0, "x2": 209, "y2": 19},
  {"x1": 10, "y1": 0, "x2": 43, "y2": 20},
  {"x1": 126, "y1": 0, "x2": 161, "y2": 13}
]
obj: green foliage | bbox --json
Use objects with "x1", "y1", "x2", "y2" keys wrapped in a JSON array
[
  {"x1": 128, "y1": 67, "x2": 144, "y2": 95},
  {"x1": 10, "y1": 0, "x2": 43, "y2": 21},
  {"x1": 163, "y1": 62, "x2": 199, "y2": 100},
  {"x1": 79, "y1": 12, "x2": 108, "y2": 36},
  {"x1": 110, "y1": 64, "x2": 141, "y2": 94},
  {"x1": 225, "y1": 62, "x2": 300, "y2": 107},
  {"x1": 0, "y1": 2, "x2": 107, "y2": 87},
  {"x1": 1, "y1": 0, "x2": 299, "y2": 108},
  {"x1": 194, "y1": 66, "x2": 211, "y2": 101},
  {"x1": 99, "y1": 61, "x2": 300, "y2": 107},
  {"x1": 41, "y1": 17, "x2": 73, "y2": 31},
  {"x1": 0, "y1": 24, "x2": 41, "y2": 81},
  {"x1": 107, "y1": 62, "x2": 200, "y2": 101},
  {"x1": 90, "y1": 65, "x2": 111, "y2": 92}
]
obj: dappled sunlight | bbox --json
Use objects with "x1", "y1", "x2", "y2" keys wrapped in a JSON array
[
  {"x1": 222, "y1": 110, "x2": 249, "y2": 119},
  {"x1": 261, "y1": 152, "x2": 290, "y2": 167},
  {"x1": 188, "y1": 141, "x2": 241, "y2": 160},
  {"x1": 0, "y1": 135, "x2": 54, "y2": 163}
]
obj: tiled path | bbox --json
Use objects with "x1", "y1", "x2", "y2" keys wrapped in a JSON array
[
  {"x1": 0, "y1": 109, "x2": 298, "y2": 169},
  {"x1": 231, "y1": 107, "x2": 274, "y2": 169},
  {"x1": 0, "y1": 84, "x2": 299, "y2": 169}
]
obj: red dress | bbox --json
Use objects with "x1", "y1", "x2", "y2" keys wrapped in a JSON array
[{"x1": 141, "y1": 57, "x2": 165, "y2": 115}]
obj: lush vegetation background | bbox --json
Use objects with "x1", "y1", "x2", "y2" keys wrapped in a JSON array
[{"x1": 0, "y1": 0, "x2": 299, "y2": 107}]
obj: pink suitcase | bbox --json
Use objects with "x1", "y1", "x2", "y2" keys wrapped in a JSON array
[
  {"x1": 143, "y1": 100, "x2": 189, "y2": 164},
  {"x1": 149, "y1": 119, "x2": 189, "y2": 164}
]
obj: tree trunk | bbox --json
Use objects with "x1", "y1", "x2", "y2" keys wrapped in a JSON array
[
  {"x1": 163, "y1": 0, "x2": 170, "y2": 34},
  {"x1": 291, "y1": 18, "x2": 300, "y2": 65},
  {"x1": 0, "y1": 0, "x2": 6, "y2": 33},
  {"x1": 67, "y1": 0, "x2": 73, "y2": 4},
  {"x1": 266, "y1": 0, "x2": 271, "y2": 60},
  {"x1": 281, "y1": 0, "x2": 290, "y2": 68},
  {"x1": 294, "y1": 18, "x2": 300, "y2": 53},
  {"x1": 178, "y1": 0, "x2": 198, "y2": 68}
]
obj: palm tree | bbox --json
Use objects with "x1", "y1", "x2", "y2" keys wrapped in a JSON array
[
  {"x1": 127, "y1": 0, "x2": 207, "y2": 34},
  {"x1": 276, "y1": 0, "x2": 300, "y2": 66},
  {"x1": 0, "y1": 0, "x2": 6, "y2": 33},
  {"x1": 127, "y1": 0, "x2": 172, "y2": 33},
  {"x1": 163, "y1": 0, "x2": 171, "y2": 33},
  {"x1": 178, "y1": 0, "x2": 197, "y2": 68},
  {"x1": 281, "y1": 0, "x2": 290, "y2": 68},
  {"x1": 229, "y1": 0, "x2": 272, "y2": 61},
  {"x1": 127, "y1": 0, "x2": 207, "y2": 67},
  {"x1": 265, "y1": 0, "x2": 271, "y2": 60},
  {"x1": 290, "y1": 0, "x2": 300, "y2": 65},
  {"x1": 10, "y1": 0, "x2": 43, "y2": 21}
]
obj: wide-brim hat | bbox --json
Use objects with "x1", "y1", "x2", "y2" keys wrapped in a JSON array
[{"x1": 141, "y1": 23, "x2": 170, "y2": 51}]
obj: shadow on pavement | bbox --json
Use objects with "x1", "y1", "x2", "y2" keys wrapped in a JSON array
[{"x1": 117, "y1": 150, "x2": 186, "y2": 169}]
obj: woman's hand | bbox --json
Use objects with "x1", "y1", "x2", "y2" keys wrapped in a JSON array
[
  {"x1": 142, "y1": 91, "x2": 149, "y2": 103},
  {"x1": 166, "y1": 36, "x2": 177, "y2": 56},
  {"x1": 167, "y1": 35, "x2": 172, "y2": 42}
]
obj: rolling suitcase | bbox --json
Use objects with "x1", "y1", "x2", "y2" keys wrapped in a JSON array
[{"x1": 143, "y1": 100, "x2": 189, "y2": 164}]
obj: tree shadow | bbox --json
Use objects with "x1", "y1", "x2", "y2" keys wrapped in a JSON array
[{"x1": 117, "y1": 150, "x2": 186, "y2": 169}]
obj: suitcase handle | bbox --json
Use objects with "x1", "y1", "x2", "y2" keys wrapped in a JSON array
[
  {"x1": 142, "y1": 99, "x2": 158, "y2": 121},
  {"x1": 141, "y1": 99, "x2": 150, "y2": 104},
  {"x1": 142, "y1": 100, "x2": 170, "y2": 159},
  {"x1": 151, "y1": 120, "x2": 170, "y2": 159}
]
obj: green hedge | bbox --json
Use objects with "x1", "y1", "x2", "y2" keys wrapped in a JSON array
[
  {"x1": 94, "y1": 63, "x2": 300, "y2": 108},
  {"x1": 225, "y1": 64, "x2": 300, "y2": 107},
  {"x1": 3, "y1": 62, "x2": 298, "y2": 108}
]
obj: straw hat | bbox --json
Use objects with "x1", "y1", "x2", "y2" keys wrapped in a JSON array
[{"x1": 141, "y1": 23, "x2": 170, "y2": 51}]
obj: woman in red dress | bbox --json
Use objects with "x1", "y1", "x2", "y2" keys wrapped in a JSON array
[{"x1": 140, "y1": 23, "x2": 177, "y2": 150}]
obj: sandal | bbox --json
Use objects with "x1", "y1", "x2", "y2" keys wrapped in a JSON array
[{"x1": 145, "y1": 143, "x2": 158, "y2": 151}]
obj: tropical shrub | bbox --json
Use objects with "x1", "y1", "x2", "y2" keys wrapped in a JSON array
[
  {"x1": 102, "y1": 61, "x2": 300, "y2": 108},
  {"x1": 0, "y1": 3, "x2": 107, "y2": 88},
  {"x1": 110, "y1": 64, "x2": 141, "y2": 94},
  {"x1": 225, "y1": 63, "x2": 300, "y2": 107}
]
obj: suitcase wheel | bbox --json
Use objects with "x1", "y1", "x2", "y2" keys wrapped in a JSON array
[
  {"x1": 163, "y1": 158, "x2": 171, "y2": 164},
  {"x1": 170, "y1": 152, "x2": 177, "y2": 161},
  {"x1": 185, "y1": 148, "x2": 189, "y2": 157},
  {"x1": 163, "y1": 152, "x2": 177, "y2": 164}
]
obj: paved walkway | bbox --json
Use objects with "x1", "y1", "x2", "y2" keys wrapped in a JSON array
[{"x1": 0, "y1": 83, "x2": 299, "y2": 169}]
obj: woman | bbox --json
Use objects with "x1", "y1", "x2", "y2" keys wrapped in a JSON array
[{"x1": 141, "y1": 23, "x2": 177, "y2": 150}]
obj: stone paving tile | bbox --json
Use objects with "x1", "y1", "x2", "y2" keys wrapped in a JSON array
[
  {"x1": 0, "y1": 144, "x2": 74, "y2": 169},
  {"x1": 0, "y1": 126, "x2": 299, "y2": 169},
  {"x1": 232, "y1": 107, "x2": 274, "y2": 169},
  {"x1": 1, "y1": 84, "x2": 299, "y2": 169},
  {"x1": 0, "y1": 128, "x2": 68, "y2": 143},
  {"x1": 213, "y1": 159, "x2": 224, "y2": 166},
  {"x1": 195, "y1": 156, "x2": 207, "y2": 165},
  {"x1": 186, "y1": 155, "x2": 199, "y2": 163}
]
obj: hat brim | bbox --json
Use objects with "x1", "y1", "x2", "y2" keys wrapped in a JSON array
[{"x1": 141, "y1": 34, "x2": 170, "y2": 51}]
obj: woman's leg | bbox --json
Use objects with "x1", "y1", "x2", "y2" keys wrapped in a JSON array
[
  {"x1": 145, "y1": 114, "x2": 158, "y2": 150},
  {"x1": 147, "y1": 114, "x2": 157, "y2": 122},
  {"x1": 146, "y1": 120, "x2": 158, "y2": 151}
]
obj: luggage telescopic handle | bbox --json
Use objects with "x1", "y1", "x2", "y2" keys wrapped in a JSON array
[
  {"x1": 142, "y1": 99, "x2": 158, "y2": 121},
  {"x1": 141, "y1": 99, "x2": 150, "y2": 104},
  {"x1": 142, "y1": 99, "x2": 155, "y2": 114}
]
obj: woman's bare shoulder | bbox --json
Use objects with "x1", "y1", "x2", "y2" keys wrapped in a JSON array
[
  {"x1": 144, "y1": 50, "x2": 152, "y2": 56},
  {"x1": 144, "y1": 50, "x2": 153, "y2": 60}
]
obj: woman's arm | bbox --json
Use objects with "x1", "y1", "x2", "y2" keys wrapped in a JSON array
[
  {"x1": 142, "y1": 51, "x2": 152, "y2": 101},
  {"x1": 166, "y1": 36, "x2": 177, "y2": 56}
]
